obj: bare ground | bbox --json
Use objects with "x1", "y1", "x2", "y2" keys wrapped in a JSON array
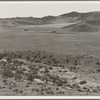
[{"x1": 0, "y1": 25, "x2": 100, "y2": 95}]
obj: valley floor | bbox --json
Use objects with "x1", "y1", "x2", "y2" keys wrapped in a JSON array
[{"x1": 0, "y1": 25, "x2": 100, "y2": 96}]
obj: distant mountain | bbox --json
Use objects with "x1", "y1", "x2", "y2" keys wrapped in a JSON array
[{"x1": 0, "y1": 11, "x2": 100, "y2": 26}]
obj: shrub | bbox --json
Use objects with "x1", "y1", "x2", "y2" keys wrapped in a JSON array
[
  {"x1": 32, "y1": 88, "x2": 34, "y2": 91},
  {"x1": 72, "y1": 77, "x2": 77, "y2": 79},
  {"x1": 14, "y1": 89, "x2": 18, "y2": 93},
  {"x1": 2, "y1": 69, "x2": 15, "y2": 78},
  {"x1": 62, "y1": 79, "x2": 68, "y2": 84},
  {"x1": 32, "y1": 70, "x2": 38, "y2": 75},
  {"x1": 27, "y1": 74, "x2": 34, "y2": 82},
  {"x1": 56, "y1": 87, "x2": 59, "y2": 90},
  {"x1": 56, "y1": 80, "x2": 63, "y2": 86},
  {"x1": 26, "y1": 85, "x2": 29, "y2": 88},
  {"x1": 3, "y1": 79, "x2": 7, "y2": 83},
  {"x1": 66, "y1": 84, "x2": 73, "y2": 88},
  {"x1": 6, "y1": 57, "x2": 12, "y2": 63},
  {"x1": 92, "y1": 89, "x2": 98, "y2": 93},
  {"x1": 77, "y1": 88, "x2": 84, "y2": 92},
  {"x1": 15, "y1": 74, "x2": 22, "y2": 79},
  {"x1": 79, "y1": 80, "x2": 87, "y2": 85},
  {"x1": 34, "y1": 68, "x2": 39, "y2": 71},
  {"x1": 0, "y1": 87, "x2": 2, "y2": 89},
  {"x1": 27, "y1": 82, "x2": 32, "y2": 84},
  {"x1": 9, "y1": 87, "x2": 12, "y2": 89},
  {"x1": 59, "y1": 70, "x2": 62, "y2": 72},
  {"x1": 0, "y1": 54, "x2": 3, "y2": 60},
  {"x1": 74, "y1": 62, "x2": 77, "y2": 65},
  {"x1": 4, "y1": 83, "x2": 7, "y2": 85},
  {"x1": 66, "y1": 59, "x2": 69, "y2": 63},
  {"x1": 21, "y1": 68, "x2": 26, "y2": 71},
  {"x1": 97, "y1": 69, "x2": 100, "y2": 72},
  {"x1": 44, "y1": 68, "x2": 49, "y2": 73},
  {"x1": 19, "y1": 90, "x2": 23, "y2": 93},
  {"x1": 35, "y1": 89, "x2": 39, "y2": 92},
  {"x1": 96, "y1": 61, "x2": 100, "y2": 65},
  {"x1": 16, "y1": 69, "x2": 23, "y2": 74},
  {"x1": 39, "y1": 66, "x2": 43, "y2": 68},
  {"x1": 10, "y1": 66, "x2": 16, "y2": 71},
  {"x1": 49, "y1": 67, "x2": 53, "y2": 70},
  {"x1": 47, "y1": 91, "x2": 54, "y2": 95},
  {"x1": 58, "y1": 91, "x2": 64, "y2": 94}
]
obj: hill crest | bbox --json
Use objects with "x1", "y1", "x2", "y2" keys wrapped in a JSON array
[{"x1": 0, "y1": 11, "x2": 100, "y2": 26}]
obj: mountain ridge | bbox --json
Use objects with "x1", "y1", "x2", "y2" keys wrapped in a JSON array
[{"x1": 0, "y1": 11, "x2": 100, "y2": 26}]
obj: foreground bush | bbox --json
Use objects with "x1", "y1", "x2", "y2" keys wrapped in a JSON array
[{"x1": 2, "y1": 69, "x2": 15, "y2": 78}]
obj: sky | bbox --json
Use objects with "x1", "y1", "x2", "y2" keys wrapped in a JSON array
[{"x1": 0, "y1": 1, "x2": 100, "y2": 18}]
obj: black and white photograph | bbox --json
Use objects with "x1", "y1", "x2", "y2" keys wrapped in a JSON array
[{"x1": 0, "y1": 1, "x2": 100, "y2": 97}]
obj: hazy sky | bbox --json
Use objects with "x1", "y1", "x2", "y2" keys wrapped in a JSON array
[{"x1": 0, "y1": 1, "x2": 100, "y2": 18}]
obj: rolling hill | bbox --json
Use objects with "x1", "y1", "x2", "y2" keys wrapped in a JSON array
[
  {"x1": 62, "y1": 22, "x2": 99, "y2": 32},
  {"x1": 0, "y1": 11, "x2": 100, "y2": 27}
]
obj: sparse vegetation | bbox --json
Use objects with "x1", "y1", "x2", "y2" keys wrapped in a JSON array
[
  {"x1": 0, "y1": 50, "x2": 99, "y2": 96},
  {"x1": 79, "y1": 80, "x2": 87, "y2": 85}
]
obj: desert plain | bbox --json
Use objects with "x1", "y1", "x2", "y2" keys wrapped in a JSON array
[{"x1": 0, "y1": 12, "x2": 100, "y2": 96}]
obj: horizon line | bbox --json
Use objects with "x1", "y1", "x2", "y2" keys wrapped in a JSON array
[{"x1": 0, "y1": 10, "x2": 100, "y2": 19}]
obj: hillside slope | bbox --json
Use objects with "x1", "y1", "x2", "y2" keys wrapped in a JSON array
[
  {"x1": 0, "y1": 11, "x2": 100, "y2": 26},
  {"x1": 62, "y1": 21, "x2": 99, "y2": 32}
]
